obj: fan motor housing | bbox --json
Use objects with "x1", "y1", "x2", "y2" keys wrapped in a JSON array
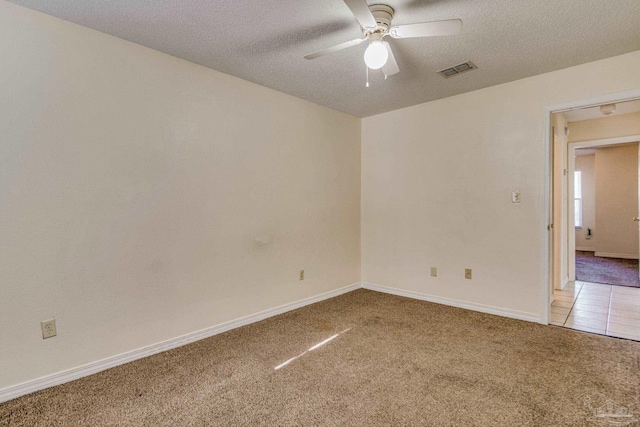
[{"x1": 369, "y1": 4, "x2": 394, "y2": 30}]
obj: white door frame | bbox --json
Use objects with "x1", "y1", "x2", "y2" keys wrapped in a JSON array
[{"x1": 541, "y1": 89, "x2": 640, "y2": 325}]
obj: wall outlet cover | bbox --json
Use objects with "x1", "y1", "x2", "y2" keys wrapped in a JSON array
[
  {"x1": 299, "y1": 270, "x2": 304, "y2": 281},
  {"x1": 465, "y1": 269, "x2": 472, "y2": 280},
  {"x1": 41, "y1": 319, "x2": 57, "y2": 339},
  {"x1": 430, "y1": 267, "x2": 437, "y2": 277}
]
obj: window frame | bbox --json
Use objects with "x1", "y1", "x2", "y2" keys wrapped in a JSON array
[{"x1": 574, "y1": 170, "x2": 582, "y2": 229}]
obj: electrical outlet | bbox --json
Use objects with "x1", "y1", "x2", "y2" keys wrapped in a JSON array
[
  {"x1": 430, "y1": 267, "x2": 437, "y2": 277},
  {"x1": 465, "y1": 269, "x2": 472, "y2": 280},
  {"x1": 41, "y1": 319, "x2": 57, "y2": 339},
  {"x1": 299, "y1": 269, "x2": 304, "y2": 281}
]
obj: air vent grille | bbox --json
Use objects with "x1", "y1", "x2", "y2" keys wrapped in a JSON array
[{"x1": 438, "y1": 61, "x2": 477, "y2": 78}]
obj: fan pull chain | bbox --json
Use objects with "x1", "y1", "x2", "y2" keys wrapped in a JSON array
[{"x1": 366, "y1": 65, "x2": 369, "y2": 88}]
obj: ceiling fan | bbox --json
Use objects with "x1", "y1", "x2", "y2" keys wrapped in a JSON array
[{"x1": 305, "y1": 0, "x2": 463, "y2": 81}]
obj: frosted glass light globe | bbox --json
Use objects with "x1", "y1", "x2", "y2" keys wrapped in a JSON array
[{"x1": 364, "y1": 41, "x2": 388, "y2": 70}]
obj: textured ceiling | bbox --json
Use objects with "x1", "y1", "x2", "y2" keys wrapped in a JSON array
[
  {"x1": 9, "y1": 0, "x2": 640, "y2": 117},
  {"x1": 564, "y1": 99, "x2": 640, "y2": 122}
]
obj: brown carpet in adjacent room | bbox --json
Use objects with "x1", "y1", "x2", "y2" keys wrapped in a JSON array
[
  {"x1": 576, "y1": 250, "x2": 640, "y2": 287},
  {"x1": 2, "y1": 289, "x2": 640, "y2": 426}
]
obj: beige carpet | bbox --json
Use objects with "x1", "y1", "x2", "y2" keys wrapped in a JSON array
[{"x1": 2, "y1": 289, "x2": 640, "y2": 426}]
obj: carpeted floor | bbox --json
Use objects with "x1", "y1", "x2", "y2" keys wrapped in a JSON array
[
  {"x1": 576, "y1": 250, "x2": 640, "y2": 287},
  {"x1": 2, "y1": 289, "x2": 640, "y2": 426}
]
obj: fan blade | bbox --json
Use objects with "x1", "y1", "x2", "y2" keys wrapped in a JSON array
[
  {"x1": 381, "y1": 42, "x2": 399, "y2": 78},
  {"x1": 343, "y1": 0, "x2": 377, "y2": 29},
  {"x1": 304, "y1": 38, "x2": 366, "y2": 60},
  {"x1": 389, "y1": 19, "x2": 463, "y2": 39}
]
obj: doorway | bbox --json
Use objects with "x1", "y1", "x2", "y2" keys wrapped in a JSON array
[
  {"x1": 547, "y1": 97, "x2": 640, "y2": 340},
  {"x1": 572, "y1": 140, "x2": 640, "y2": 287}
]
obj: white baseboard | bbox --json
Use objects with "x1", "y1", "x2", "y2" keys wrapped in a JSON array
[
  {"x1": 0, "y1": 282, "x2": 361, "y2": 404},
  {"x1": 361, "y1": 283, "x2": 540, "y2": 323},
  {"x1": 1, "y1": 281, "x2": 544, "y2": 403},
  {"x1": 576, "y1": 247, "x2": 595, "y2": 252},
  {"x1": 594, "y1": 252, "x2": 639, "y2": 260}
]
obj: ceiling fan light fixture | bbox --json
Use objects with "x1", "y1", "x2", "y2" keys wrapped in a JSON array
[
  {"x1": 304, "y1": 0, "x2": 463, "y2": 81},
  {"x1": 364, "y1": 40, "x2": 388, "y2": 69}
]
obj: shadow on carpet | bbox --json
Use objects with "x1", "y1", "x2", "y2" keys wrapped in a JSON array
[{"x1": 576, "y1": 251, "x2": 640, "y2": 287}]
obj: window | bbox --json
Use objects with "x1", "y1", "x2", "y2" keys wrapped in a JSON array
[{"x1": 574, "y1": 170, "x2": 582, "y2": 228}]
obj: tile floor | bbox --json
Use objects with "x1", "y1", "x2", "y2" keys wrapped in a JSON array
[{"x1": 551, "y1": 281, "x2": 640, "y2": 341}]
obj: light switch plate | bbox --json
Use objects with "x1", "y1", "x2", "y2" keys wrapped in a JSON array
[
  {"x1": 511, "y1": 191, "x2": 521, "y2": 203},
  {"x1": 430, "y1": 267, "x2": 437, "y2": 277}
]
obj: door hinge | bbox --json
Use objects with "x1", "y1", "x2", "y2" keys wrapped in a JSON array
[{"x1": 548, "y1": 224, "x2": 554, "y2": 230}]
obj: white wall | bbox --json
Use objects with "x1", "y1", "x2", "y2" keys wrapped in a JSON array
[
  {"x1": 0, "y1": 2, "x2": 361, "y2": 390},
  {"x1": 362, "y1": 50, "x2": 640, "y2": 319},
  {"x1": 569, "y1": 112, "x2": 640, "y2": 142},
  {"x1": 594, "y1": 144, "x2": 639, "y2": 257},
  {"x1": 575, "y1": 155, "x2": 596, "y2": 251}
]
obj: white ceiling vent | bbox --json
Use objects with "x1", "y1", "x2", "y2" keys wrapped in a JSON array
[{"x1": 438, "y1": 61, "x2": 477, "y2": 78}]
